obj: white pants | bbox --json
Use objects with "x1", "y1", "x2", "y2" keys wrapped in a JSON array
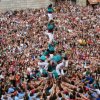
[
  {"x1": 38, "y1": 62, "x2": 49, "y2": 73},
  {"x1": 56, "y1": 62, "x2": 64, "y2": 75},
  {"x1": 44, "y1": 31, "x2": 54, "y2": 44},
  {"x1": 39, "y1": 68, "x2": 43, "y2": 74},
  {"x1": 65, "y1": 60, "x2": 69, "y2": 67},
  {"x1": 48, "y1": 13, "x2": 53, "y2": 21}
]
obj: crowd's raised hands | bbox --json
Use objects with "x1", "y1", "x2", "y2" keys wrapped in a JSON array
[{"x1": 0, "y1": 1, "x2": 100, "y2": 100}]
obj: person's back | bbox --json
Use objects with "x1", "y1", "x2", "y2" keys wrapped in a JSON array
[{"x1": 47, "y1": 4, "x2": 54, "y2": 13}]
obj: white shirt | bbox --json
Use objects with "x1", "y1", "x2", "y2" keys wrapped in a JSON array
[
  {"x1": 48, "y1": 13, "x2": 53, "y2": 21},
  {"x1": 56, "y1": 62, "x2": 64, "y2": 69},
  {"x1": 95, "y1": 89, "x2": 100, "y2": 95},
  {"x1": 44, "y1": 31, "x2": 54, "y2": 44},
  {"x1": 38, "y1": 62, "x2": 48, "y2": 70},
  {"x1": 0, "y1": 74, "x2": 4, "y2": 79}
]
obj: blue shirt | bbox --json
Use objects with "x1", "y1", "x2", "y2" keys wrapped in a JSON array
[
  {"x1": 86, "y1": 76, "x2": 94, "y2": 84},
  {"x1": 18, "y1": 92, "x2": 25, "y2": 99},
  {"x1": 28, "y1": 93, "x2": 35, "y2": 100},
  {"x1": 96, "y1": 98, "x2": 100, "y2": 100},
  {"x1": 15, "y1": 96, "x2": 19, "y2": 100},
  {"x1": 8, "y1": 87, "x2": 14, "y2": 93}
]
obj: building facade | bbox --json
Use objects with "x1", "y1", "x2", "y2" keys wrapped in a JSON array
[
  {"x1": 77, "y1": 0, "x2": 87, "y2": 6},
  {"x1": 0, "y1": 0, "x2": 52, "y2": 12},
  {"x1": 0, "y1": 0, "x2": 99, "y2": 12}
]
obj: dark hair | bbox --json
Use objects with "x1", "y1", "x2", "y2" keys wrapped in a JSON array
[
  {"x1": 36, "y1": 93, "x2": 41, "y2": 98},
  {"x1": 48, "y1": 4, "x2": 52, "y2": 8},
  {"x1": 35, "y1": 89, "x2": 39, "y2": 93},
  {"x1": 49, "y1": 94, "x2": 57, "y2": 100},
  {"x1": 24, "y1": 93, "x2": 29, "y2": 100},
  {"x1": 61, "y1": 98, "x2": 65, "y2": 100},
  {"x1": 70, "y1": 94, "x2": 75, "y2": 99},
  {"x1": 72, "y1": 91, "x2": 76, "y2": 96},
  {"x1": 43, "y1": 93, "x2": 47, "y2": 100},
  {"x1": 79, "y1": 88, "x2": 84, "y2": 93},
  {"x1": 58, "y1": 93, "x2": 62, "y2": 97},
  {"x1": 77, "y1": 93, "x2": 81, "y2": 97},
  {"x1": 30, "y1": 92, "x2": 34, "y2": 96},
  {"x1": 71, "y1": 81, "x2": 75, "y2": 85}
]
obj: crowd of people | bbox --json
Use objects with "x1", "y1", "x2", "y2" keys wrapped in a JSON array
[{"x1": 0, "y1": 0, "x2": 100, "y2": 100}]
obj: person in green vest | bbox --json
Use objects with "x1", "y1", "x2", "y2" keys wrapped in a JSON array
[
  {"x1": 47, "y1": 20, "x2": 55, "y2": 33},
  {"x1": 38, "y1": 55, "x2": 49, "y2": 73},
  {"x1": 39, "y1": 55, "x2": 46, "y2": 61},
  {"x1": 52, "y1": 70, "x2": 59, "y2": 79},
  {"x1": 48, "y1": 61, "x2": 56, "y2": 72},
  {"x1": 52, "y1": 54, "x2": 62, "y2": 63},
  {"x1": 47, "y1": 4, "x2": 54, "y2": 13},
  {"x1": 47, "y1": 4, "x2": 54, "y2": 21},
  {"x1": 48, "y1": 43, "x2": 56, "y2": 54},
  {"x1": 42, "y1": 68, "x2": 48, "y2": 77},
  {"x1": 44, "y1": 20, "x2": 55, "y2": 44},
  {"x1": 43, "y1": 49, "x2": 49, "y2": 56}
]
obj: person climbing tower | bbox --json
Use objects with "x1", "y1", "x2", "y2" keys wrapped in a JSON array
[
  {"x1": 47, "y1": 4, "x2": 54, "y2": 21},
  {"x1": 44, "y1": 20, "x2": 55, "y2": 43}
]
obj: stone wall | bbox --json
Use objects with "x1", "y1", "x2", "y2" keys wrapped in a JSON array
[
  {"x1": 0, "y1": 0, "x2": 52, "y2": 12},
  {"x1": 77, "y1": 0, "x2": 87, "y2": 6},
  {"x1": 0, "y1": 0, "x2": 88, "y2": 12}
]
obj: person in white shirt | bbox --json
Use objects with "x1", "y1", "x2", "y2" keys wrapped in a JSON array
[
  {"x1": 56, "y1": 61, "x2": 65, "y2": 75},
  {"x1": 48, "y1": 13, "x2": 53, "y2": 21},
  {"x1": 47, "y1": 4, "x2": 54, "y2": 21},
  {"x1": 44, "y1": 30, "x2": 54, "y2": 44},
  {"x1": 38, "y1": 56, "x2": 49, "y2": 74}
]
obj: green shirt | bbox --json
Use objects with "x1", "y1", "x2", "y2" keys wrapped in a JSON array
[
  {"x1": 43, "y1": 50, "x2": 49, "y2": 56},
  {"x1": 48, "y1": 44, "x2": 55, "y2": 52},
  {"x1": 47, "y1": 23, "x2": 55, "y2": 31},
  {"x1": 52, "y1": 70, "x2": 59, "y2": 79},
  {"x1": 42, "y1": 69, "x2": 48, "y2": 75},
  {"x1": 40, "y1": 55, "x2": 46, "y2": 61},
  {"x1": 47, "y1": 7, "x2": 54, "y2": 13},
  {"x1": 48, "y1": 65, "x2": 55, "y2": 72},
  {"x1": 36, "y1": 72, "x2": 41, "y2": 77},
  {"x1": 52, "y1": 54, "x2": 62, "y2": 62}
]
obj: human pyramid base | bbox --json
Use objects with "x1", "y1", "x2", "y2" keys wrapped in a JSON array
[{"x1": 0, "y1": 0, "x2": 100, "y2": 100}]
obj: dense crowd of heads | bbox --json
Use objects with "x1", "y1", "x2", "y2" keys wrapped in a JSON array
[{"x1": 0, "y1": 1, "x2": 100, "y2": 100}]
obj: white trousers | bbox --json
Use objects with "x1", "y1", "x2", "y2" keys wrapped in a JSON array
[
  {"x1": 48, "y1": 13, "x2": 53, "y2": 21},
  {"x1": 56, "y1": 62, "x2": 64, "y2": 75},
  {"x1": 65, "y1": 60, "x2": 69, "y2": 67},
  {"x1": 44, "y1": 31, "x2": 54, "y2": 44}
]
